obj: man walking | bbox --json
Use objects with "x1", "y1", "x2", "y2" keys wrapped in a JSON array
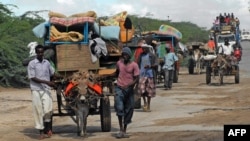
[
  {"x1": 109, "y1": 47, "x2": 140, "y2": 138},
  {"x1": 162, "y1": 46, "x2": 178, "y2": 90},
  {"x1": 27, "y1": 45, "x2": 56, "y2": 139},
  {"x1": 137, "y1": 44, "x2": 158, "y2": 112}
]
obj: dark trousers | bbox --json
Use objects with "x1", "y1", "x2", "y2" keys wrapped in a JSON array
[
  {"x1": 114, "y1": 86, "x2": 134, "y2": 125},
  {"x1": 164, "y1": 69, "x2": 173, "y2": 88}
]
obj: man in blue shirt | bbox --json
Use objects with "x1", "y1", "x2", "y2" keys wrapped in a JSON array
[{"x1": 162, "y1": 46, "x2": 178, "y2": 90}]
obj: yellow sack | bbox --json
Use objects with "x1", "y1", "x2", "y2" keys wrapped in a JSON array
[
  {"x1": 100, "y1": 11, "x2": 127, "y2": 26},
  {"x1": 50, "y1": 25, "x2": 83, "y2": 42},
  {"x1": 48, "y1": 11, "x2": 67, "y2": 18},
  {"x1": 68, "y1": 11, "x2": 97, "y2": 18}
]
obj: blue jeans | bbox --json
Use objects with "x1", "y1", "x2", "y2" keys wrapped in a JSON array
[{"x1": 114, "y1": 86, "x2": 134, "y2": 125}]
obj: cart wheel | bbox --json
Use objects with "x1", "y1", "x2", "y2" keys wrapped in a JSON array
[
  {"x1": 100, "y1": 97, "x2": 111, "y2": 132},
  {"x1": 173, "y1": 69, "x2": 179, "y2": 83},
  {"x1": 188, "y1": 59, "x2": 194, "y2": 74},
  {"x1": 206, "y1": 66, "x2": 211, "y2": 84},
  {"x1": 235, "y1": 66, "x2": 240, "y2": 84},
  {"x1": 56, "y1": 85, "x2": 64, "y2": 114},
  {"x1": 134, "y1": 84, "x2": 141, "y2": 109},
  {"x1": 219, "y1": 70, "x2": 223, "y2": 85}
]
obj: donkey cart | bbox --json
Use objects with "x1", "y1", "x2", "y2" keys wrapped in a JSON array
[
  {"x1": 52, "y1": 69, "x2": 114, "y2": 136},
  {"x1": 204, "y1": 55, "x2": 239, "y2": 85},
  {"x1": 186, "y1": 42, "x2": 207, "y2": 74},
  {"x1": 47, "y1": 43, "x2": 117, "y2": 136}
]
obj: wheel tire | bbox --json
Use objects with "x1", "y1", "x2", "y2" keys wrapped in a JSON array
[
  {"x1": 173, "y1": 69, "x2": 179, "y2": 83},
  {"x1": 188, "y1": 59, "x2": 194, "y2": 74},
  {"x1": 134, "y1": 95, "x2": 141, "y2": 109},
  {"x1": 206, "y1": 66, "x2": 211, "y2": 84},
  {"x1": 235, "y1": 66, "x2": 240, "y2": 84},
  {"x1": 134, "y1": 84, "x2": 141, "y2": 109},
  {"x1": 219, "y1": 73, "x2": 223, "y2": 85},
  {"x1": 218, "y1": 69, "x2": 223, "y2": 85},
  {"x1": 100, "y1": 97, "x2": 111, "y2": 132}
]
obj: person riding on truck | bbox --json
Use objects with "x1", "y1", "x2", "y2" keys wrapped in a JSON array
[{"x1": 218, "y1": 38, "x2": 238, "y2": 68}]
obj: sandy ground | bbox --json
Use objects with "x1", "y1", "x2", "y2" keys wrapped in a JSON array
[
  {"x1": 1, "y1": 41, "x2": 250, "y2": 141},
  {"x1": 1, "y1": 64, "x2": 250, "y2": 141}
]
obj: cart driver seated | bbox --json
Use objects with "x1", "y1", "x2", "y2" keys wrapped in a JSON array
[{"x1": 214, "y1": 38, "x2": 237, "y2": 69}]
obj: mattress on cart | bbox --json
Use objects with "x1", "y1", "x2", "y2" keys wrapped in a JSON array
[{"x1": 50, "y1": 16, "x2": 96, "y2": 26}]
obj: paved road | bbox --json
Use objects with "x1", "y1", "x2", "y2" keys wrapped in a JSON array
[{"x1": 240, "y1": 40, "x2": 250, "y2": 77}]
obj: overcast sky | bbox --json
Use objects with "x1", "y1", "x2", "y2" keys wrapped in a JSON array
[{"x1": 2, "y1": 0, "x2": 250, "y2": 30}]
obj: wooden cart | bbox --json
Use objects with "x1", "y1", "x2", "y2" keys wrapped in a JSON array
[
  {"x1": 204, "y1": 55, "x2": 239, "y2": 85},
  {"x1": 43, "y1": 19, "x2": 120, "y2": 136},
  {"x1": 186, "y1": 42, "x2": 207, "y2": 74}
]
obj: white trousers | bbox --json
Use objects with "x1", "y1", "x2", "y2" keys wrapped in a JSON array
[{"x1": 31, "y1": 90, "x2": 53, "y2": 130}]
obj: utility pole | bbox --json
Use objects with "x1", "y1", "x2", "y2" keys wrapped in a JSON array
[{"x1": 166, "y1": 16, "x2": 172, "y2": 22}]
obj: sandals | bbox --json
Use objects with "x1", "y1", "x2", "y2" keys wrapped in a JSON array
[
  {"x1": 39, "y1": 130, "x2": 45, "y2": 140},
  {"x1": 39, "y1": 130, "x2": 52, "y2": 140},
  {"x1": 143, "y1": 105, "x2": 151, "y2": 112},
  {"x1": 39, "y1": 134, "x2": 45, "y2": 140},
  {"x1": 116, "y1": 132, "x2": 129, "y2": 138},
  {"x1": 46, "y1": 130, "x2": 52, "y2": 138},
  {"x1": 143, "y1": 105, "x2": 148, "y2": 112}
]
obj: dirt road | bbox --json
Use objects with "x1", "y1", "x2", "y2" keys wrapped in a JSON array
[{"x1": 0, "y1": 42, "x2": 250, "y2": 141}]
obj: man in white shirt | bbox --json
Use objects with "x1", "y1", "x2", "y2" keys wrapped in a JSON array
[
  {"x1": 218, "y1": 38, "x2": 234, "y2": 55},
  {"x1": 217, "y1": 38, "x2": 237, "y2": 68},
  {"x1": 28, "y1": 45, "x2": 56, "y2": 139}
]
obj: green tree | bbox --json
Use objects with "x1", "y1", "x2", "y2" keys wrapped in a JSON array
[
  {"x1": 0, "y1": 2, "x2": 44, "y2": 87},
  {"x1": 129, "y1": 15, "x2": 210, "y2": 43},
  {"x1": 0, "y1": 2, "x2": 210, "y2": 88}
]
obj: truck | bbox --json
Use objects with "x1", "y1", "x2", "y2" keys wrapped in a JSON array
[
  {"x1": 204, "y1": 20, "x2": 241, "y2": 85},
  {"x1": 210, "y1": 24, "x2": 240, "y2": 52}
]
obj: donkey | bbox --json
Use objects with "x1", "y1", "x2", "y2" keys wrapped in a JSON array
[
  {"x1": 66, "y1": 89, "x2": 90, "y2": 137},
  {"x1": 210, "y1": 55, "x2": 229, "y2": 84},
  {"x1": 75, "y1": 99, "x2": 89, "y2": 137},
  {"x1": 192, "y1": 48, "x2": 204, "y2": 74}
]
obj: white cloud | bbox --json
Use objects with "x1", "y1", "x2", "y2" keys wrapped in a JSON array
[
  {"x1": 1, "y1": 0, "x2": 250, "y2": 30},
  {"x1": 56, "y1": 0, "x2": 74, "y2": 5}
]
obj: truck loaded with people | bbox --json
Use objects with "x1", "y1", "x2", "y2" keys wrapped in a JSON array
[
  {"x1": 211, "y1": 12, "x2": 241, "y2": 60},
  {"x1": 202, "y1": 13, "x2": 242, "y2": 85}
]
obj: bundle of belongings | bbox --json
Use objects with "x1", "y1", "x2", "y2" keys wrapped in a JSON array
[
  {"x1": 49, "y1": 11, "x2": 96, "y2": 42},
  {"x1": 49, "y1": 25, "x2": 84, "y2": 42},
  {"x1": 88, "y1": 34, "x2": 108, "y2": 63},
  {"x1": 32, "y1": 11, "x2": 97, "y2": 42},
  {"x1": 95, "y1": 11, "x2": 135, "y2": 43}
]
